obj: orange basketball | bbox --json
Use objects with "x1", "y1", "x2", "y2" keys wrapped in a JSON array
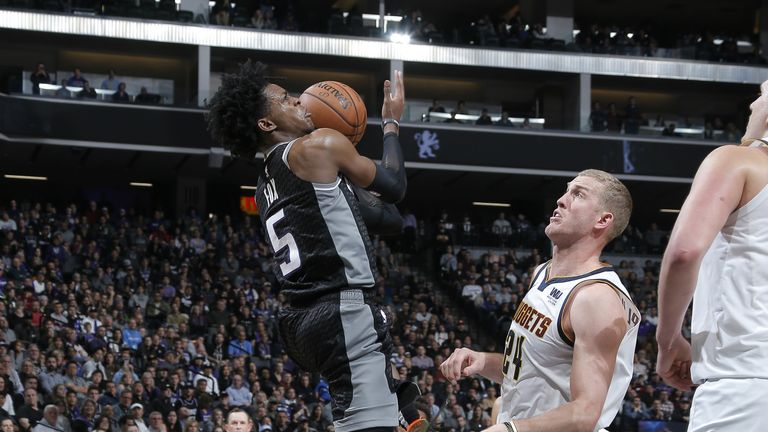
[{"x1": 299, "y1": 81, "x2": 367, "y2": 145}]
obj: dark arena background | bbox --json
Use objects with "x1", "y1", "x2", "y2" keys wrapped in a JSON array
[{"x1": 0, "y1": 1, "x2": 764, "y2": 431}]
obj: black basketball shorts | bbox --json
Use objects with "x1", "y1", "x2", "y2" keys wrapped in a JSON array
[{"x1": 278, "y1": 289, "x2": 398, "y2": 432}]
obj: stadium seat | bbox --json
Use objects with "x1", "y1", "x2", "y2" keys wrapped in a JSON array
[
  {"x1": 154, "y1": 8, "x2": 174, "y2": 20},
  {"x1": 328, "y1": 13, "x2": 346, "y2": 35},
  {"x1": 176, "y1": 10, "x2": 193, "y2": 22},
  {"x1": 38, "y1": 0, "x2": 61, "y2": 11},
  {"x1": 10, "y1": 0, "x2": 32, "y2": 9},
  {"x1": 232, "y1": 15, "x2": 249, "y2": 27}
]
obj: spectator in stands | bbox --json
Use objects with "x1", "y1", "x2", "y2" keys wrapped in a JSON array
[
  {"x1": 624, "y1": 96, "x2": 642, "y2": 134},
  {"x1": 0, "y1": 212, "x2": 16, "y2": 231},
  {"x1": 225, "y1": 375, "x2": 251, "y2": 407},
  {"x1": 703, "y1": 121, "x2": 715, "y2": 139},
  {"x1": 475, "y1": 14, "x2": 497, "y2": 46},
  {"x1": 227, "y1": 328, "x2": 253, "y2": 357},
  {"x1": 135, "y1": 87, "x2": 159, "y2": 105},
  {"x1": 0, "y1": 418, "x2": 14, "y2": 432},
  {"x1": 520, "y1": 117, "x2": 531, "y2": 129},
  {"x1": 32, "y1": 405, "x2": 60, "y2": 432},
  {"x1": 661, "y1": 123, "x2": 678, "y2": 137},
  {"x1": 55, "y1": 79, "x2": 69, "y2": 98},
  {"x1": 589, "y1": 101, "x2": 607, "y2": 132},
  {"x1": 606, "y1": 102, "x2": 622, "y2": 132},
  {"x1": 281, "y1": 9, "x2": 299, "y2": 32},
  {"x1": 77, "y1": 81, "x2": 97, "y2": 99},
  {"x1": 249, "y1": 9, "x2": 267, "y2": 29},
  {"x1": 620, "y1": 396, "x2": 648, "y2": 430},
  {"x1": 495, "y1": 111, "x2": 513, "y2": 127},
  {"x1": 491, "y1": 212, "x2": 512, "y2": 245},
  {"x1": 67, "y1": 68, "x2": 87, "y2": 88},
  {"x1": 112, "y1": 83, "x2": 130, "y2": 102},
  {"x1": 428, "y1": 99, "x2": 445, "y2": 116},
  {"x1": 723, "y1": 121, "x2": 742, "y2": 142},
  {"x1": 213, "y1": 0, "x2": 233, "y2": 26},
  {"x1": 475, "y1": 108, "x2": 493, "y2": 125},
  {"x1": 30, "y1": 63, "x2": 51, "y2": 95},
  {"x1": 672, "y1": 398, "x2": 691, "y2": 422},
  {"x1": 63, "y1": 361, "x2": 88, "y2": 396},
  {"x1": 131, "y1": 404, "x2": 149, "y2": 432},
  {"x1": 17, "y1": 388, "x2": 43, "y2": 431},
  {"x1": 444, "y1": 111, "x2": 462, "y2": 123},
  {"x1": 455, "y1": 100, "x2": 468, "y2": 115},
  {"x1": 101, "y1": 69, "x2": 119, "y2": 91}
]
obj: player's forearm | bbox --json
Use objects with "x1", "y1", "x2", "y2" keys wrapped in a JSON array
[
  {"x1": 656, "y1": 252, "x2": 700, "y2": 346},
  {"x1": 367, "y1": 131, "x2": 407, "y2": 203},
  {"x1": 478, "y1": 353, "x2": 505, "y2": 383},
  {"x1": 495, "y1": 399, "x2": 600, "y2": 432},
  {"x1": 352, "y1": 184, "x2": 403, "y2": 235}
]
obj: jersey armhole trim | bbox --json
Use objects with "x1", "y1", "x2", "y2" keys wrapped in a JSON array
[
  {"x1": 313, "y1": 178, "x2": 341, "y2": 191},
  {"x1": 556, "y1": 278, "x2": 630, "y2": 347},
  {"x1": 282, "y1": 139, "x2": 299, "y2": 170}
]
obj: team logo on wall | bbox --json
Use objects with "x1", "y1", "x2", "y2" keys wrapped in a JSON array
[{"x1": 415, "y1": 130, "x2": 440, "y2": 159}]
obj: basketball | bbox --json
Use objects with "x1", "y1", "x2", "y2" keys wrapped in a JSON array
[{"x1": 299, "y1": 81, "x2": 367, "y2": 145}]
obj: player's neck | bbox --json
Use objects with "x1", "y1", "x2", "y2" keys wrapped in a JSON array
[{"x1": 549, "y1": 242, "x2": 603, "y2": 278}]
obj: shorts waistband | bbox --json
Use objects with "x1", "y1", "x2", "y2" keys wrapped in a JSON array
[{"x1": 289, "y1": 288, "x2": 373, "y2": 307}]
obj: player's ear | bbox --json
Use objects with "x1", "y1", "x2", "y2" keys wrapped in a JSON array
[
  {"x1": 595, "y1": 211, "x2": 614, "y2": 232},
  {"x1": 257, "y1": 117, "x2": 277, "y2": 133}
]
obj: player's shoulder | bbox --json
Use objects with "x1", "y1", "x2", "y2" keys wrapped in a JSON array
[
  {"x1": 569, "y1": 281, "x2": 628, "y2": 337},
  {"x1": 570, "y1": 281, "x2": 626, "y2": 317},
  {"x1": 707, "y1": 143, "x2": 765, "y2": 163},
  {"x1": 299, "y1": 128, "x2": 350, "y2": 150},
  {"x1": 699, "y1": 144, "x2": 768, "y2": 180}
]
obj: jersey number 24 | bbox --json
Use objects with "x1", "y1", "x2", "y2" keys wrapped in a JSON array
[{"x1": 502, "y1": 330, "x2": 526, "y2": 381}]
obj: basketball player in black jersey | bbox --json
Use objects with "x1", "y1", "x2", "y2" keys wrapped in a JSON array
[{"x1": 207, "y1": 61, "x2": 421, "y2": 432}]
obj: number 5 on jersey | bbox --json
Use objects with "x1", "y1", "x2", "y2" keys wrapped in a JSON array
[
  {"x1": 502, "y1": 330, "x2": 526, "y2": 380},
  {"x1": 265, "y1": 209, "x2": 301, "y2": 276}
]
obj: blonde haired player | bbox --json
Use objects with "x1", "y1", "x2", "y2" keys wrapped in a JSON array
[
  {"x1": 441, "y1": 169, "x2": 639, "y2": 432},
  {"x1": 656, "y1": 79, "x2": 768, "y2": 432}
]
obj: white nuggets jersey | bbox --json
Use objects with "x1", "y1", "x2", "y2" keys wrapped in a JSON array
[
  {"x1": 691, "y1": 184, "x2": 768, "y2": 383},
  {"x1": 498, "y1": 262, "x2": 640, "y2": 431}
]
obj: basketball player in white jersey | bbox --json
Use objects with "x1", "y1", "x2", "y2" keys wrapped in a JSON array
[
  {"x1": 656, "y1": 80, "x2": 768, "y2": 432},
  {"x1": 441, "y1": 169, "x2": 639, "y2": 432}
]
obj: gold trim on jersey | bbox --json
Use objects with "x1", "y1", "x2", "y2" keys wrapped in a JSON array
[{"x1": 556, "y1": 278, "x2": 639, "y2": 347}]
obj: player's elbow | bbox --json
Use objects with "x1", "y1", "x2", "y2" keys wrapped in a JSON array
[
  {"x1": 569, "y1": 401, "x2": 602, "y2": 432},
  {"x1": 665, "y1": 242, "x2": 706, "y2": 266},
  {"x1": 391, "y1": 182, "x2": 407, "y2": 203}
]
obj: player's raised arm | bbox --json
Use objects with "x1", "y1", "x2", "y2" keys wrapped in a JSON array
[{"x1": 327, "y1": 70, "x2": 407, "y2": 203}]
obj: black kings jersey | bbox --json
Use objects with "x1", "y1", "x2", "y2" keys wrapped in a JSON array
[{"x1": 254, "y1": 140, "x2": 378, "y2": 302}]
